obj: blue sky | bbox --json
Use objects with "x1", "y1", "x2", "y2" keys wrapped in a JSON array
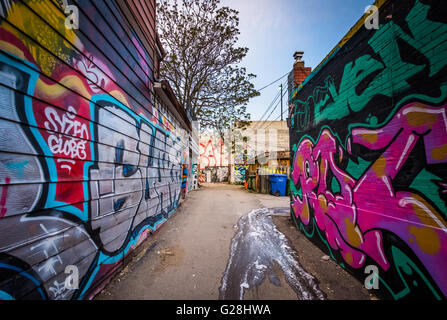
[{"x1": 220, "y1": 0, "x2": 374, "y2": 121}]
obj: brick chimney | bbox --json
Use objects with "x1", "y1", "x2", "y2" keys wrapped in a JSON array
[
  {"x1": 293, "y1": 51, "x2": 311, "y2": 88},
  {"x1": 287, "y1": 52, "x2": 312, "y2": 127}
]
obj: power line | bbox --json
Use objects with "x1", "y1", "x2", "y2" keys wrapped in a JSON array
[
  {"x1": 252, "y1": 90, "x2": 282, "y2": 130},
  {"x1": 252, "y1": 79, "x2": 288, "y2": 130},
  {"x1": 258, "y1": 90, "x2": 281, "y2": 121},
  {"x1": 257, "y1": 80, "x2": 288, "y2": 127},
  {"x1": 264, "y1": 98, "x2": 282, "y2": 124},
  {"x1": 250, "y1": 82, "x2": 284, "y2": 131},
  {"x1": 256, "y1": 82, "x2": 289, "y2": 130},
  {"x1": 263, "y1": 100, "x2": 291, "y2": 131},
  {"x1": 255, "y1": 70, "x2": 291, "y2": 92}
]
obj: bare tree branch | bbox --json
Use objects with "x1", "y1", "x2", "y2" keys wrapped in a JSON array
[{"x1": 156, "y1": 0, "x2": 259, "y2": 135}]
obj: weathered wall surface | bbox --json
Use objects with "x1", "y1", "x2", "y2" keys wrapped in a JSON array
[
  {"x1": 199, "y1": 134, "x2": 230, "y2": 183},
  {"x1": 0, "y1": 0, "x2": 190, "y2": 300},
  {"x1": 202, "y1": 166, "x2": 229, "y2": 183},
  {"x1": 200, "y1": 122, "x2": 290, "y2": 184},
  {"x1": 289, "y1": 0, "x2": 447, "y2": 299},
  {"x1": 199, "y1": 134, "x2": 229, "y2": 169},
  {"x1": 231, "y1": 121, "x2": 290, "y2": 183},
  {"x1": 233, "y1": 154, "x2": 248, "y2": 183}
]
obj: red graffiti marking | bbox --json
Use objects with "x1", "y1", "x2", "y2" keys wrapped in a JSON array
[
  {"x1": 0, "y1": 177, "x2": 11, "y2": 218},
  {"x1": 200, "y1": 138, "x2": 226, "y2": 168}
]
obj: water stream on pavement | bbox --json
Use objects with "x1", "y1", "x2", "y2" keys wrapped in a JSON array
[{"x1": 219, "y1": 207, "x2": 326, "y2": 300}]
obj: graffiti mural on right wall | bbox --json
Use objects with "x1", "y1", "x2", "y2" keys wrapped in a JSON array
[{"x1": 289, "y1": 0, "x2": 447, "y2": 299}]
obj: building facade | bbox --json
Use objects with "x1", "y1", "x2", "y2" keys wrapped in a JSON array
[
  {"x1": 198, "y1": 121, "x2": 290, "y2": 184},
  {"x1": 289, "y1": 0, "x2": 447, "y2": 299},
  {"x1": 239, "y1": 120, "x2": 290, "y2": 182},
  {"x1": 0, "y1": 0, "x2": 194, "y2": 299}
]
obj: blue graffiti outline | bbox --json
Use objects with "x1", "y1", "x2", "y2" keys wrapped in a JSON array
[
  {"x1": 89, "y1": 93, "x2": 183, "y2": 225},
  {"x1": 0, "y1": 50, "x2": 93, "y2": 221},
  {"x1": 0, "y1": 51, "x2": 181, "y2": 223},
  {"x1": 0, "y1": 50, "x2": 187, "y2": 300},
  {"x1": 5, "y1": 160, "x2": 29, "y2": 178},
  {"x1": 0, "y1": 290, "x2": 14, "y2": 300},
  {"x1": 77, "y1": 207, "x2": 177, "y2": 299},
  {"x1": 77, "y1": 94, "x2": 183, "y2": 299},
  {"x1": 0, "y1": 263, "x2": 46, "y2": 300}
]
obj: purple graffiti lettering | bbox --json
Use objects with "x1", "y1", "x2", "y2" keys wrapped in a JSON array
[{"x1": 292, "y1": 102, "x2": 447, "y2": 296}]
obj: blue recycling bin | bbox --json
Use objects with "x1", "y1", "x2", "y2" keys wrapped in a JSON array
[{"x1": 269, "y1": 174, "x2": 287, "y2": 196}]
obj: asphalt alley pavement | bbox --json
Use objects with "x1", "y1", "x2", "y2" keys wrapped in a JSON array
[{"x1": 95, "y1": 183, "x2": 371, "y2": 300}]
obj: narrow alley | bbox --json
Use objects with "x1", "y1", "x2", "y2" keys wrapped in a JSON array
[
  {"x1": 96, "y1": 184, "x2": 370, "y2": 300},
  {"x1": 1, "y1": 0, "x2": 445, "y2": 304}
]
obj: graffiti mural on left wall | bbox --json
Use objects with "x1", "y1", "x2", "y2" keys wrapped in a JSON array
[{"x1": 0, "y1": 0, "x2": 189, "y2": 299}]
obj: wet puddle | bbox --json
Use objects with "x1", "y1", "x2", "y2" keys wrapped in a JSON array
[{"x1": 219, "y1": 207, "x2": 326, "y2": 300}]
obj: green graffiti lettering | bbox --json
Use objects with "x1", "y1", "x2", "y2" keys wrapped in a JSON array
[
  {"x1": 410, "y1": 169, "x2": 447, "y2": 219},
  {"x1": 405, "y1": 0, "x2": 447, "y2": 77},
  {"x1": 316, "y1": 55, "x2": 387, "y2": 123},
  {"x1": 308, "y1": 0, "x2": 447, "y2": 125}
]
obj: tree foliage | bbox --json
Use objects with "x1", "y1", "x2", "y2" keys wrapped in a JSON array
[{"x1": 156, "y1": 0, "x2": 259, "y2": 136}]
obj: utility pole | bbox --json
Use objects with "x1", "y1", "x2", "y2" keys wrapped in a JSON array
[{"x1": 279, "y1": 83, "x2": 283, "y2": 121}]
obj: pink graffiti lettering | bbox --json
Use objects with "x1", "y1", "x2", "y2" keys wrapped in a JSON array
[
  {"x1": 0, "y1": 177, "x2": 10, "y2": 218},
  {"x1": 292, "y1": 102, "x2": 447, "y2": 296},
  {"x1": 75, "y1": 54, "x2": 112, "y2": 93}
]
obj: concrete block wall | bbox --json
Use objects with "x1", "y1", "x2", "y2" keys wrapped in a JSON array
[
  {"x1": 0, "y1": 0, "x2": 190, "y2": 299},
  {"x1": 289, "y1": 0, "x2": 447, "y2": 299}
]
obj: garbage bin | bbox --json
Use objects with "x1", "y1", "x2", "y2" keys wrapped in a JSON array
[
  {"x1": 269, "y1": 174, "x2": 287, "y2": 196},
  {"x1": 248, "y1": 175, "x2": 256, "y2": 191},
  {"x1": 260, "y1": 174, "x2": 270, "y2": 194}
]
